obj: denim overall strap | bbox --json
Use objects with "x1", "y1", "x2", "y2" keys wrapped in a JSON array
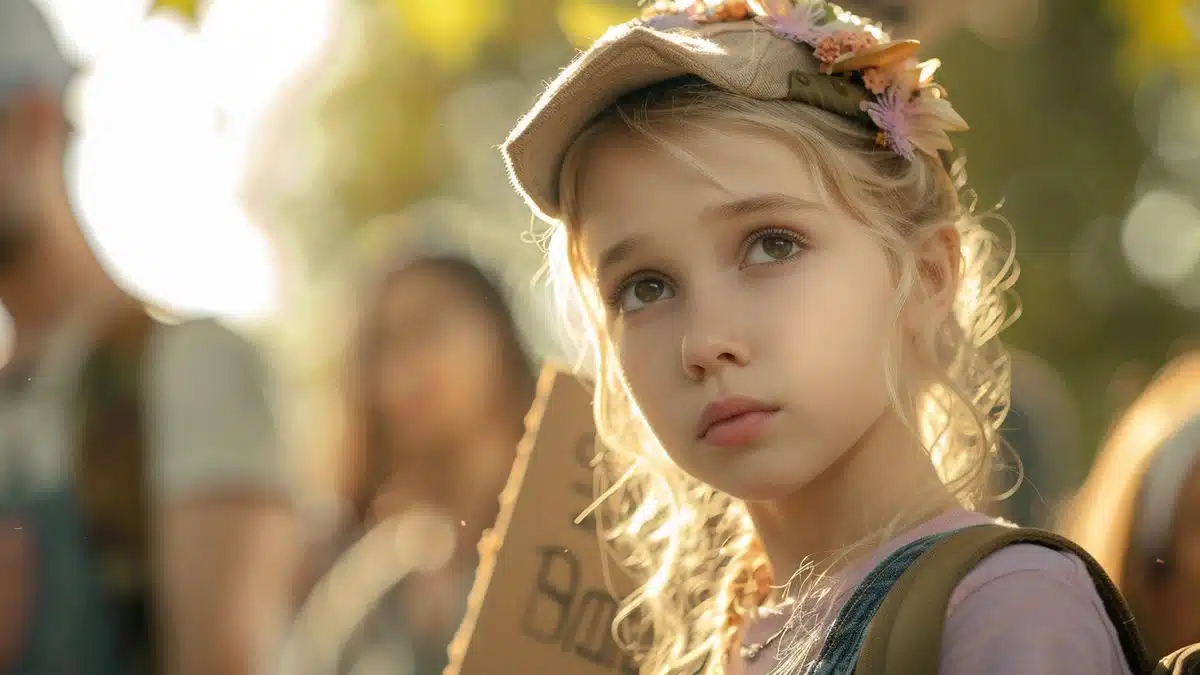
[{"x1": 807, "y1": 527, "x2": 984, "y2": 675}]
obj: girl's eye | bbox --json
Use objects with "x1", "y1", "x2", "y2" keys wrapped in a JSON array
[
  {"x1": 744, "y1": 231, "x2": 804, "y2": 265},
  {"x1": 613, "y1": 275, "x2": 675, "y2": 313}
]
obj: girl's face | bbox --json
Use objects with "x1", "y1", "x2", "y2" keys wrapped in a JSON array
[
  {"x1": 578, "y1": 126, "x2": 915, "y2": 501},
  {"x1": 372, "y1": 262, "x2": 512, "y2": 452}
]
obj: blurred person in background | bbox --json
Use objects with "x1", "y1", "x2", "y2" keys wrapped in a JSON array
[
  {"x1": 310, "y1": 250, "x2": 537, "y2": 675},
  {"x1": 1062, "y1": 352, "x2": 1200, "y2": 660},
  {"x1": 0, "y1": 1, "x2": 301, "y2": 673}
]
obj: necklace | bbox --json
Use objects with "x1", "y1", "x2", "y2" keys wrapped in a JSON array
[
  {"x1": 740, "y1": 599, "x2": 794, "y2": 664},
  {"x1": 740, "y1": 627, "x2": 787, "y2": 662}
]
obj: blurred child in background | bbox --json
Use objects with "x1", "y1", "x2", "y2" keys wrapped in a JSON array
[
  {"x1": 306, "y1": 243, "x2": 538, "y2": 675},
  {"x1": 1063, "y1": 352, "x2": 1200, "y2": 660}
]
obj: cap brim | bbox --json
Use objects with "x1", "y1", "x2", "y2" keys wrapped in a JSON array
[{"x1": 502, "y1": 21, "x2": 809, "y2": 222}]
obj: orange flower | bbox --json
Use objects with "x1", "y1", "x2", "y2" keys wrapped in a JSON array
[
  {"x1": 707, "y1": 0, "x2": 751, "y2": 21},
  {"x1": 861, "y1": 67, "x2": 893, "y2": 94}
]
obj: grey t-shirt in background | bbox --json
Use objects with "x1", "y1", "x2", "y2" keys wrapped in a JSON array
[{"x1": 0, "y1": 310, "x2": 292, "y2": 507}]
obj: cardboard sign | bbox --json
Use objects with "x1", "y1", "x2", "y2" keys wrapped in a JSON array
[{"x1": 446, "y1": 366, "x2": 638, "y2": 675}]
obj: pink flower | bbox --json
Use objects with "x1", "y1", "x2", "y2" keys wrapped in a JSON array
[
  {"x1": 813, "y1": 28, "x2": 879, "y2": 73},
  {"x1": 862, "y1": 85, "x2": 970, "y2": 160},
  {"x1": 814, "y1": 33, "x2": 847, "y2": 64},
  {"x1": 842, "y1": 31, "x2": 878, "y2": 52},
  {"x1": 757, "y1": 0, "x2": 828, "y2": 45},
  {"x1": 862, "y1": 87, "x2": 915, "y2": 159}
]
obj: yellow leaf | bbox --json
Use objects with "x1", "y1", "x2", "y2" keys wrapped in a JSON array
[
  {"x1": 149, "y1": 0, "x2": 203, "y2": 26},
  {"x1": 1109, "y1": 0, "x2": 1200, "y2": 83},
  {"x1": 556, "y1": 0, "x2": 636, "y2": 48},
  {"x1": 389, "y1": 0, "x2": 503, "y2": 72}
]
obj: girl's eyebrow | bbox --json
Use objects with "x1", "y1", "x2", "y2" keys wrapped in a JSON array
[
  {"x1": 701, "y1": 192, "x2": 825, "y2": 221},
  {"x1": 596, "y1": 233, "x2": 648, "y2": 279}
]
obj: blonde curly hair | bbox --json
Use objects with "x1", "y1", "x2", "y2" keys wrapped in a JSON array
[{"x1": 540, "y1": 78, "x2": 1018, "y2": 674}]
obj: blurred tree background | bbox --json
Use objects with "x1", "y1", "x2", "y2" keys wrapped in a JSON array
[{"x1": 251, "y1": 0, "x2": 1199, "y2": 472}]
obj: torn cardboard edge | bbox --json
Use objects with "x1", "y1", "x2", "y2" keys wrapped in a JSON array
[
  {"x1": 444, "y1": 363, "x2": 641, "y2": 674},
  {"x1": 445, "y1": 363, "x2": 582, "y2": 671}
]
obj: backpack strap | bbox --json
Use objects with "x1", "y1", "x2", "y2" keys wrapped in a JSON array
[
  {"x1": 75, "y1": 304, "x2": 158, "y2": 674},
  {"x1": 854, "y1": 524, "x2": 1152, "y2": 675}
]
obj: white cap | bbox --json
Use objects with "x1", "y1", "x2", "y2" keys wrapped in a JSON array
[{"x1": 0, "y1": 0, "x2": 77, "y2": 103}]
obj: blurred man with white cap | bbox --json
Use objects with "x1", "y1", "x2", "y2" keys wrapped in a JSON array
[{"x1": 0, "y1": 2, "x2": 301, "y2": 675}]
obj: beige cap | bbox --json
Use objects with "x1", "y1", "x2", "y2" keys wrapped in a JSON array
[{"x1": 502, "y1": 18, "x2": 879, "y2": 222}]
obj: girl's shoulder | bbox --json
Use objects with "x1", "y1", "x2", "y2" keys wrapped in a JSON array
[
  {"x1": 940, "y1": 539, "x2": 1133, "y2": 674},
  {"x1": 906, "y1": 511, "x2": 1106, "y2": 612},
  {"x1": 947, "y1": 538, "x2": 1091, "y2": 607}
]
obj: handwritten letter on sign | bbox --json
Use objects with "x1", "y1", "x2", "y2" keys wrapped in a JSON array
[{"x1": 446, "y1": 366, "x2": 638, "y2": 675}]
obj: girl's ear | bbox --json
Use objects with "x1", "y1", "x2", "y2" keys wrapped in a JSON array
[{"x1": 905, "y1": 222, "x2": 961, "y2": 339}]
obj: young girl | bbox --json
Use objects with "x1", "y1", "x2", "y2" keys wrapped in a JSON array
[
  {"x1": 501, "y1": 1, "x2": 1135, "y2": 673},
  {"x1": 1063, "y1": 352, "x2": 1200, "y2": 661}
]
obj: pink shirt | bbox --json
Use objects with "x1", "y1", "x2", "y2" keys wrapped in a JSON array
[{"x1": 736, "y1": 510, "x2": 1133, "y2": 675}]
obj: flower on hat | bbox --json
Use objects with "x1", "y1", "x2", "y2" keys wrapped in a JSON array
[
  {"x1": 861, "y1": 60, "x2": 969, "y2": 159},
  {"x1": 902, "y1": 87, "x2": 969, "y2": 157},
  {"x1": 813, "y1": 32, "x2": 848, "y2": 66},
  {"x1": 702, "y1": 0, "x2": 752, "y2": 21},
  {"x1": 828, "y1": 39, "x2": 918, "y2": 74},
  {"x1": 862, "y1": 86, "x2": 915, "y2": 159},
  {"x1": 861, "y1": 67, "x2": 892, "y2": 94},
  {"x1": 634, "y1": 0, "x2": 969, "y2": 163},
  {"x1": 753, "y1": 0, "x2": 829, "y2": 44},
  {"x1": 813, "y1": 30, "x2": 882, "y2": 73}
]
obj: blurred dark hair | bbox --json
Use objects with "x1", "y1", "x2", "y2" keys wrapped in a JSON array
[{"x1": 339, "y1": 254, "x2": 537, "y2": 526}]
